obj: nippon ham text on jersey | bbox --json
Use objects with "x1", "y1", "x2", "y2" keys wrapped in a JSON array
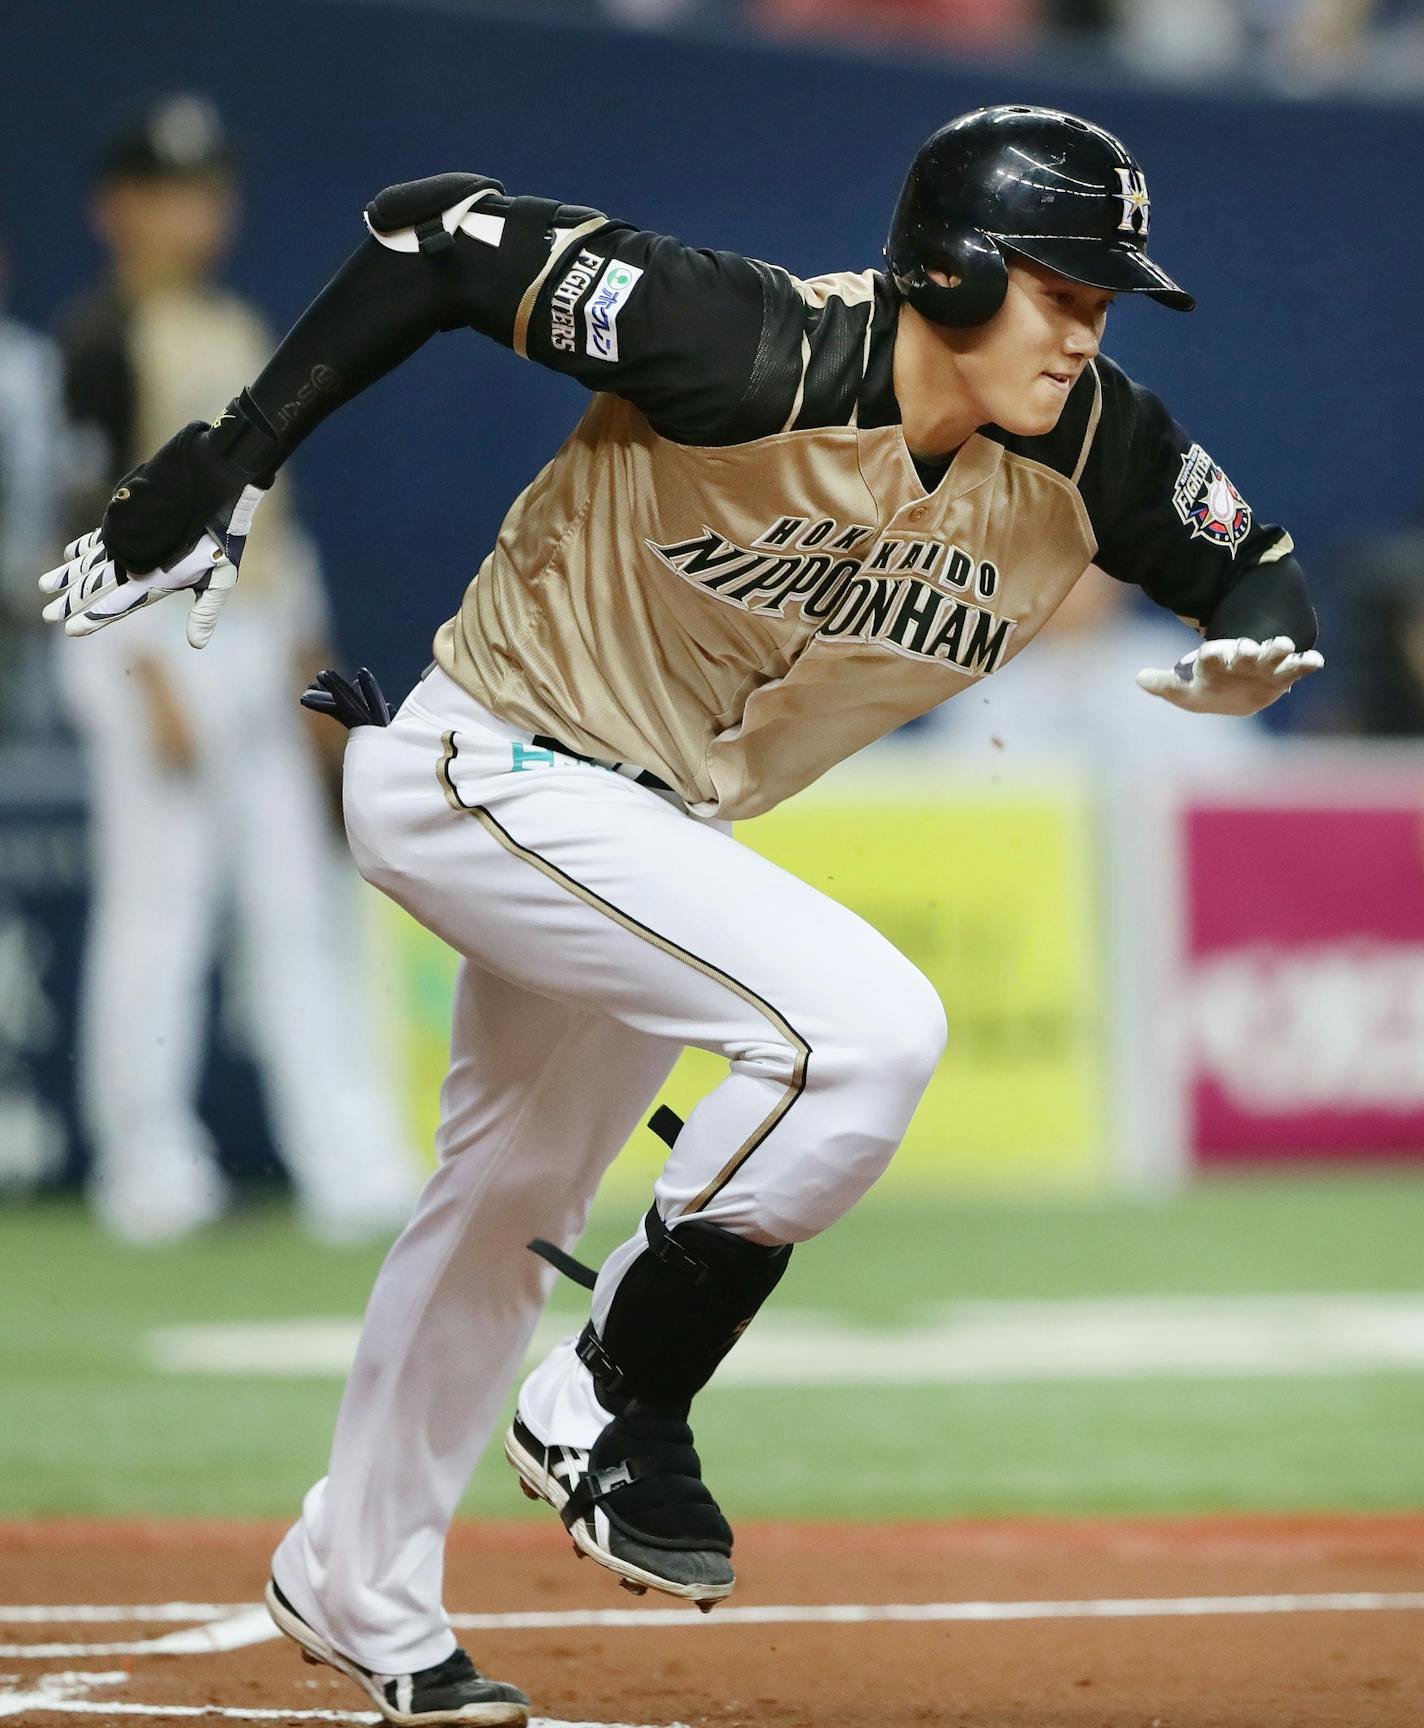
[{"x1": 647, "y1": 513, "x2": 1016, "y2": 676}]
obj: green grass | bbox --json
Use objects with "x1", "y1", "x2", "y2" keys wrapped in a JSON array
[{"x1": 3, "y1": 1175, "x2": 1423, "y2": 1520}]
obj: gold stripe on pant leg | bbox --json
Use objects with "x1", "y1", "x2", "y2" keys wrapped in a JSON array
[{"x1": 436, "y1": 731, "x2": 809, "y2": 1215}]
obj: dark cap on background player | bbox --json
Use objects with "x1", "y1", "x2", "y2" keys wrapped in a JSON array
[{"x1": 94, "y1": 93, "x2": 237, "y2": 186}]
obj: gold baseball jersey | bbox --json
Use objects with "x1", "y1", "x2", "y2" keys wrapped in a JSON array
[{"x1": 426, "y1": 194, "x2": 1296, "y2": 820}]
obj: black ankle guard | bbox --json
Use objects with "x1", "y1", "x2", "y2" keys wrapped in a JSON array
[
  {"x1": 562, "y1": 1411, "x2": 732, "y2": 1556},
  {"x1": 577, "y1": 1208, "x2": 791, "y2": 1412}
]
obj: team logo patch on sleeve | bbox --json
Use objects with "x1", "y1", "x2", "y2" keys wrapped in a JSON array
[
  {"x1": 584, "y1": 260, "x2": 644, "y2": 363},
  {"x1": 1172, "y1": 443, "x2": 1252, "y2": 556}
]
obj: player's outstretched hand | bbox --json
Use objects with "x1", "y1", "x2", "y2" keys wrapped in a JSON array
[
  {"x1": 39, "y1": 484, "x2": 265, "y2": 650},
  {"x1": 1135, "y1": 636, "x2": 1324, "y2": 716}
]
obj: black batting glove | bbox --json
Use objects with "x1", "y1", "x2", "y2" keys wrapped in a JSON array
[
  {"x1": 301, "y1": 666, "x2": 394, "y2": 729},
  {"x1": 41, "y1": 393, "x2": 285, "y2": 650},
  {"x1": 102, "y1": 392, "x2": 281, "y2": 575}
]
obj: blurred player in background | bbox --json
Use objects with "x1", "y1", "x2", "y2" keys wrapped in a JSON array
[
  {"x1": 1329, "y1": 518, "x2": 1424, "y2": 735},
  {"x1": 0, "y1": 232, "x2": 65, "y2": 739},
  {"x1": 54, "y1": 95, "x2": 420, "y2": 1245}
]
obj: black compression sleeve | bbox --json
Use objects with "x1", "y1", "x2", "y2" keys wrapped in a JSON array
[
  {"x1": 241, "y1": 236, "x2": 466, "y2": 467},
  {"x1": 1201, "y1": 553, "x2": 1318, "y2": 649}
]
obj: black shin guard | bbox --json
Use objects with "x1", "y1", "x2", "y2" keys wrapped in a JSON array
[
  {"x1": 577, "y1": 1207, "x2": 793, "y2": 1416},
  {"x1": 563, "y1": 1208, "x2": 791, "y2": 1574}
]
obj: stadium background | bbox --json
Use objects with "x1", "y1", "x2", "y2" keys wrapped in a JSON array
[{"x1": 1, "y1": 4, "x2": 1422, "y2": 1723}]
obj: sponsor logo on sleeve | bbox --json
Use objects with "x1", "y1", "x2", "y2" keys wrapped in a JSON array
[
  {"x1": 584, "y1": 260, "x2": 644, "y2": 363},
  {"x1": 549, "y1": 249, "x2": 606, "y2": 353},
  {"x1": 1171, "y1": 443, "x2": 1252, "y2": 556}
]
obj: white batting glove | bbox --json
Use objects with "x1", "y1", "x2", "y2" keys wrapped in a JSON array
[
  {"x1": 1135, "y1": 636, "x2": 1325, "y2": 717},
  {"x1": 38, "y1": 484, "x2": 264, "y2": 650}
]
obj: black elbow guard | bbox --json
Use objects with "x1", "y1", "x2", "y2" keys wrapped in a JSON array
[
  {"x1": 365, "y1": 172, "x2": 505, "y2": 257},
  {"x1": 364, "y1": 172, "x2": 608, "y2": 351}
]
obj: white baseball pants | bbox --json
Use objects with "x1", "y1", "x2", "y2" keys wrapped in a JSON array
[{"x1": 273, "y1": 668, "x2": 946, "y2": 1671}]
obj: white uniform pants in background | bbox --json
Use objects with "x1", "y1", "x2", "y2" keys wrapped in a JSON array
[
  {"x1": 274, "y1": 668, "x2": 946, "y2": 1672},
  {"x1": 60, "y1": 609, "x2": 420, "y2": 1242}
]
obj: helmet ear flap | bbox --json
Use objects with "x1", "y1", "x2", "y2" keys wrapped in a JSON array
[{"x1": 892, "y1": 227, "x2": 1008, "y2": 329}]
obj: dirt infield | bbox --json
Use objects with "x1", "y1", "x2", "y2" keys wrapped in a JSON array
[{"x1": 2, "y1": 1516, "x2": 1422, "y2": 1727}]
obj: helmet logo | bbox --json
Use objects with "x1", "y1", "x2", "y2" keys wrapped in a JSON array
[{"x1": 1115, "y1": 167, "x2": 1151, "y2": 237}]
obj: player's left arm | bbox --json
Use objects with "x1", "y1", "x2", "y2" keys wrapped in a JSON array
[
  {"x1": 1085, "y1": 361, "x2": 1323, "y2": 716},
  {"x1": 39, "y1": 172, "x2": 779, "y2": 644},
  {"x1": 40, "y1": 174, "x2": 516, "y2": 645}
]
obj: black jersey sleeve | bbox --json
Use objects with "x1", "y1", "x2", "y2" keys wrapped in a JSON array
[
  {"x1": 441, "y1": 192, "x2": 795, "y2": 445},
  {"x1": 225, "y1": 180, "x2": 800, "y2": 476},
  {"x1": 1081, "y1": 356, "x2": 1316, "y2": 647}
]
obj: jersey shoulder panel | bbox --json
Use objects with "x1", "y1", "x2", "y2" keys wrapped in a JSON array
[
  {"x1": 774, "y1": 267, "x2": 880, "y2": 436},
  {"x1": 744, "y1": 265, "x2": 904, "y2": 437}
]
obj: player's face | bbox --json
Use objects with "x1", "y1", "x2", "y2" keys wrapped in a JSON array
[
  {"x1": 93, "y1": 175, "x2": 238, "y2": 291},
  {"x1": 931, "y1": 260, "x2": 1113, "y2": 437}
]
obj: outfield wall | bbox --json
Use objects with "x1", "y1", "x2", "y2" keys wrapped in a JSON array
[
  {"x1": 9, "y1": 738, "x2": 1418, "y2": 1198},
  {"x1": 1123, "y1": 746, "x2": 1424, "y2": 1180}
]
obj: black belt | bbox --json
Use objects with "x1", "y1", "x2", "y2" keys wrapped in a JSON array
[
  {"x1": 417, "y1": 665, "x2": 677, "y2": 797},
  {"x1": 532, "y1": 733, "x2": 675, "y2": 795}
]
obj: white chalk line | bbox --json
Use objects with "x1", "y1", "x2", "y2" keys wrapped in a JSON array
[
  {"x1": 0, "y1": 1606, "x2": 279, "y2": 1660},
  {"x1": 4, "y1": 1591, "x2": 1424, "y2": 1657},
  {"x1": 0, "y1": 1668, "x2": 683, "y2": 1727},
  {"x1": 462, "y1": 1591, "x2": 1424, "y2": 1629},
  {"x1": 0, "y1": 1606, "x2": 233, "y2": 1625},
  {"x1": 148, "y1": 1293, "x2": 1424, "y2": 1384}
]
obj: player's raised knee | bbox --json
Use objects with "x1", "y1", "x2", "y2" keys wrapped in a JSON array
[
  {"x1": 828, "y1": 956, "x2": 946, "y2": 1097},
  {"x1": 873, "y1": 970, "x2": 948, "y2": 1093}
]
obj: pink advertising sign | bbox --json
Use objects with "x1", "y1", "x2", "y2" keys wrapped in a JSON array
[{"x1": 1183, "y1": 801, "x2": 1424, "y2": 1161}]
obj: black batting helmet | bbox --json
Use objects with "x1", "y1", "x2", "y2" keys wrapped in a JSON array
[{"x1": 886, "y1": 105, "x2": 1194, "y2": 328}]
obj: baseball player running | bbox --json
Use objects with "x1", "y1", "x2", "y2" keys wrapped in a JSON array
[{"x1": 41, "y1": 106, "x2": 1321, "y2": 1726}]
